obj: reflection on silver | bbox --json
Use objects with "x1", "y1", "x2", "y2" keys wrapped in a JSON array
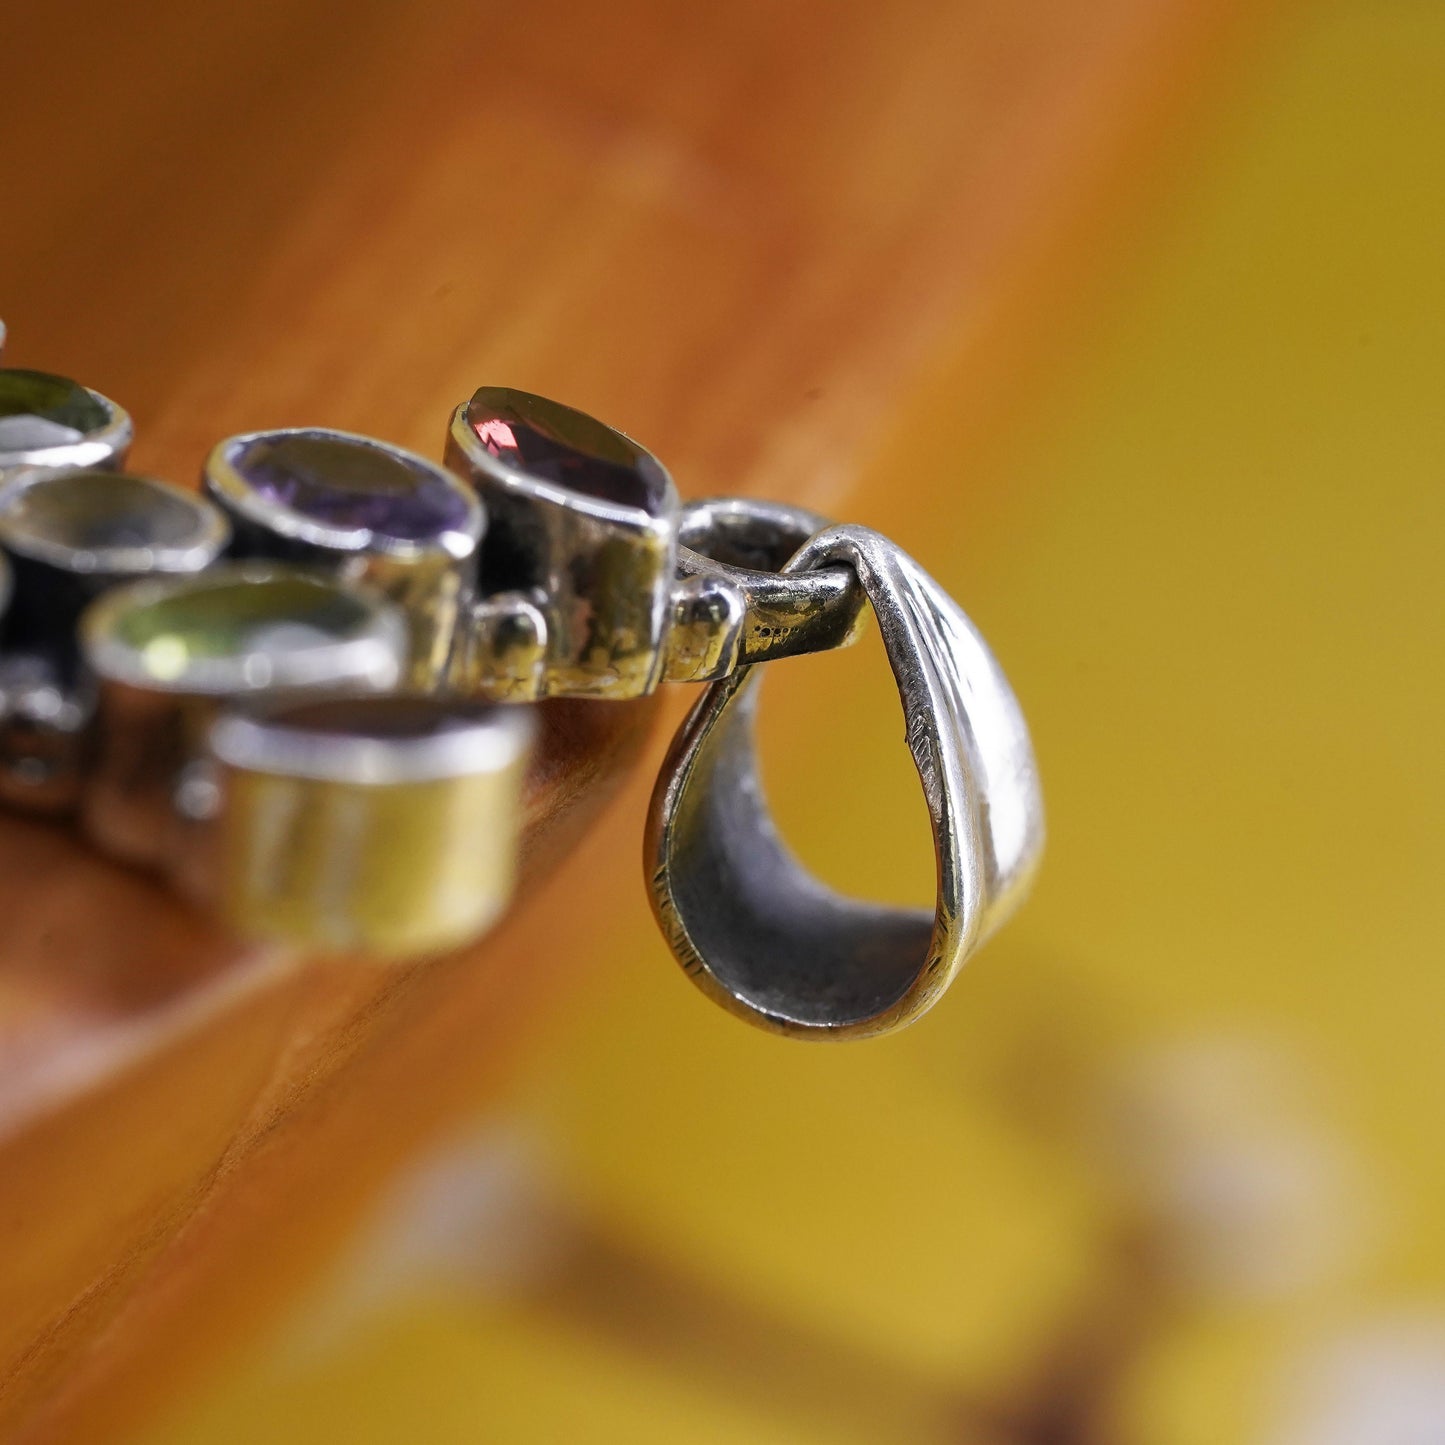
[
  {"x1": 0, "y1": 346, "x2": 1049, "y2": 1009},
  {"x1": 205, "y1": 429, "x2": 481, "y2": 563},
  {"x1": 0, "y1": 374, "x2": 133, "y2": 478},
  {"x1": 0, "y1": 473, "x2": 231, "y2": 815},
  {"x1": 0, "y1": 468, "x2": 229, "y2": 577},
  {"x1": 211, "y1": 694, "x2": 534, "y2": 787},
  {"x1": 205, "y1": 429, "x2": 484, "y2": 688},
  {"x1": 0, "y1": 652, "x2": 90, "y2": 814},
  {"x1": 667, "y1": 496, "x2": 868, "y2": 680},
  {"x1": 81, "y1": 562, "x2": 406, "y2": 697},
  {"x1": 210, "y1": 694, "x2": 534, "y2": 955},
  {"x1": 648, "y1": 523, "x2": 1044, "y2": 1039},
  {"x1": 79, "y1": 563, "x2": 407, "y2": 869},
  {"x1": 446, "y1": 392, "x2": 679, "y2": 701}
]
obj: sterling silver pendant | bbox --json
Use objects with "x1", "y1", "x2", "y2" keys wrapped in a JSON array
[
  {"x1": 648, "y1": 520, "x2": 1043, "y2": 1038},
  {"x1": 0, "y1": 334, "x2": 1043, "y2": 1039}
]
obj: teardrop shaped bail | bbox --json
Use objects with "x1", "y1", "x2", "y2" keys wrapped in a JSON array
[{"x1": 646, "y1": 524, "x2": 1044, "y2": 1039}]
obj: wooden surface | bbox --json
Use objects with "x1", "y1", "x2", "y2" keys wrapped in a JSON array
[{"x1": 0, "y1": 1, "x2": 1255, "y2": 1440}]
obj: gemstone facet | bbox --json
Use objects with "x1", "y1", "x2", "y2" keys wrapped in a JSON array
[
  {"x1": 115, "y1": 575, "x2": 382, "y2": 668},
  {"x1": 84, "y1": 566, "x2": 406, "y2": 695},
  {"x1": 0, "y1": 369, "x2": 113, "y2": 458},
  {"x1": 216, "y1": 431, "x2": 477, "y2": 547},
  {"x1": 463, "y1": 387, "x2": 672, "y2": 516},
  {"x1": 0, "y1": 470, "x2": 228, "y2": 571}
]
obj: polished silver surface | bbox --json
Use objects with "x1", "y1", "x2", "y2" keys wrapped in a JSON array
[
  {"x1": 81, "y1": 562, "x2": 406, "y2": 697},
  {"x1": 0, "y1": 371, "x2": 133, "y2": 477},
  {"x1": 212, "y1": 691, "x2": 534, "y2": 786},
  {"x1": 0, "y1": 653, "x2": 90, "y2": 814},
  {"x1": 205, "y1": 428, "x2": 483, "y2": 687},
  {"x1": 209, "y1": 694, "x2": 534, "y2": 955},
  {"x1": 446, "y1": 391, "x2": 679, "y2": 700},
  {"x1": 662, "y1": 572, "x2": 748, "y2": 686},
  {"x1": 80, "y1": 563, "x2": 407, "y2": 868},
  {"x1": 0, "y1": 471, "x2": 230, "y2": 814},
  {"x1": 666, "y1": 496, "x2": 867, "y2": 681},
  {"x1": 0, "y1": 351, "x2": 1048, "y2": 1007},
  {"x1": 449, "y1": 589, "x2": 550, "y2": 702},
  {"x1": 648, "y1": 524, "x2": 1044, "y2": 1039},
  {"x1": 0, "y1": 468, "x2": 230, "y2": 576},
  {"x1": 204, "y1": 428, "x2": 480, "y2": 561}
]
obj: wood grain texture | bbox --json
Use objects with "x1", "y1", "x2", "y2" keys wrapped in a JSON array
[{"x1": 0, "y1": 0, "x2": 1259, "y2": 1439}]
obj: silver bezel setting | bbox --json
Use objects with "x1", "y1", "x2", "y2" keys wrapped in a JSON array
[
  {"x1": 0, "y1": 374, "x2": 134, "y2": 476},
  {"x1": 446, "y1": 395, "x2": 678, "y2": 535},
  {"x1": 0, "y1": 469, "x2": 231, "y2": 576},
  {"x1": 81, "y1": 561, "x2": 407, "y2": 696},
  {"x1": 446, "y1": 393, "x2": 680, "y2": 699},
  {"x1": 205, "y1": 427, "x2": 483, "y2": 563},
  {"x1": 211, "y1": 694, "x2": 535, "y2": 786}
]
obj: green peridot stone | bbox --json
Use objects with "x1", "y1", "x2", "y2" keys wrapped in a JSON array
[
  {"x1": 112, "y1": 575, "x2": 381, "y2": 673},
  {"x1": 0, "y1": 369, "x2": 110, "y2": 455}
]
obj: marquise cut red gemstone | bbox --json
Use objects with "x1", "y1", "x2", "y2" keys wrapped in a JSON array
[{"x1": 464, "y1": 387, "x2": 671, "y2": 516}]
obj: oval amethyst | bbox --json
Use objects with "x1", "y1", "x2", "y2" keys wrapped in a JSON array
[
  {"x1": 215, "y1": 430, "x2": 478, "y2": 548},
  {"x1": 463, "y1": 387, "x2": 672, "y2": 517}
]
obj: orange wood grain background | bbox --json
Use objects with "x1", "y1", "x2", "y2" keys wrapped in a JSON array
[{"x1": 0, "y1": 1, "x2": 1262, "y2": 1439}]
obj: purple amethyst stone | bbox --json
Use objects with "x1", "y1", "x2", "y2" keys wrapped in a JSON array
[
  {"x1": 463, "y1": 388, "x2": 671, "y2": 516},
  {"x1": 218, "y1": 431, "x2": 477, "y2": 547}
]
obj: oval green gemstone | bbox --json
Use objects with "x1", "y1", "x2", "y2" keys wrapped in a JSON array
[
  {"x1": 113, "y1": 575, "x2": 381, "y2": 671},
  {"x1": 0, "y1": 369, "x2": 111, "y2": 455},
  {"x1": 84, "y1": 567, "x2": 405, "y2": 697}
]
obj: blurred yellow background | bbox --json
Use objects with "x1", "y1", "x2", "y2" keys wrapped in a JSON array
[{"x1": 146, "y1": 2, "x2": 1445, "y2": 1441}]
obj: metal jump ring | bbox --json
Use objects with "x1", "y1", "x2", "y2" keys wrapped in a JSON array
[
  {"x1": 675, "y1": 497, "x2": 867, "y2": 669},
  {"x1": 647, "y1": 520, "x2": 1044, "y2": 1039}
]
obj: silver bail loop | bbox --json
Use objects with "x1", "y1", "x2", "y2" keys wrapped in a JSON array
[{"x1": 646, "y1": 524, "x2": 1044, "y2": 1039}]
